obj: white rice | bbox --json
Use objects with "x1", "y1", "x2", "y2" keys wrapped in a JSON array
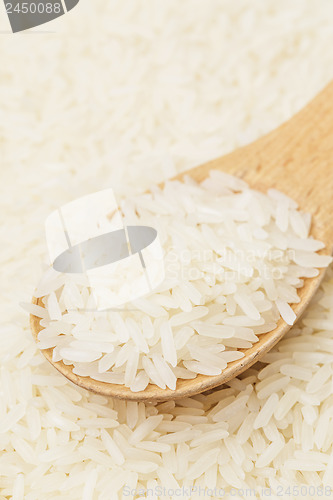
[{"x1": 30, "y1": 171, "x2": 331, "y2": 390}]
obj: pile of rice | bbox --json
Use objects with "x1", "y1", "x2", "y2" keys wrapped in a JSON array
[
  {"x1": 30, "y1": 171, "x2": 332, "y2": 391},
  {"x1": 3, "y1": 268, "x2": 333, "y2": 497},
  {"x1": 2, "y1": 0, "x2": 333, "y2": 497}
]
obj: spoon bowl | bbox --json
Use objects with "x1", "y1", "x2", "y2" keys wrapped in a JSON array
[{"x1": 31, "y1": 81, "x2": 333, "y2": 401}]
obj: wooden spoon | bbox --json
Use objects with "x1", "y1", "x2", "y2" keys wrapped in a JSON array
[{"x1": 31, "y1": 81, "x2": 333, "y2": 402}]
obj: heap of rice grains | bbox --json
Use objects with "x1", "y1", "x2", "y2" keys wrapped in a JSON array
[
  {"x1": 31, "y1": 172, "x2": 332, "y2": 392},
  {"x1": 9, "y1": 263, "x2": 333, "y2": 496}
]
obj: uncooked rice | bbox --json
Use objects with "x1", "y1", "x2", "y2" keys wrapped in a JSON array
[
  {"x1": 6, "y1": 267, "x2": 333, "y2": 498},
  {"x1": 26, "y1": 171, "x2": 332, "y2": 390},
  {"x1": 2, "y1": 0, "x2": 333, "y2": 498}
]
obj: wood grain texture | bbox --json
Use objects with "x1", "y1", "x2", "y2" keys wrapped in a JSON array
[{"x1": 30, "y1": 81, "x2": 333, "y2": 402}]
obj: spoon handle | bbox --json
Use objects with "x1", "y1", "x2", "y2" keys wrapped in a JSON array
[{"x1": 185, "y1": 81, "x2": 333, "y2": 250}]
